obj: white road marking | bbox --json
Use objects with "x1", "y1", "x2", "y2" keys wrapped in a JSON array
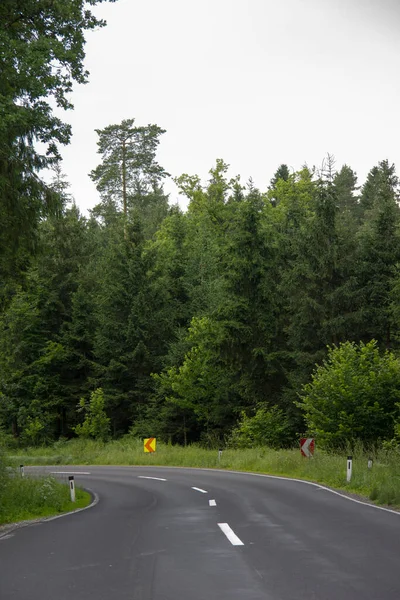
[
  {"x1": 243, "y1": 473, "x2": 400, "y2": 516},
  {"x1": 177, "y1": 467, "x2": 400, "y2": 518},
  {"x1": 50, "y1": 471, "x2": 91, "y2": 475},
  {"x1": 138, "y1": 476, "x2": 167, "y2": 481},
  {"x1": 209, "y1": 499, "x2": 217, "y2": 506},
  {"x1": 218, "y1": 523, "x2": 244, "y2": 546},
  {"x1": 191, "y1": 487, "x2": 208, "y2": 493}
]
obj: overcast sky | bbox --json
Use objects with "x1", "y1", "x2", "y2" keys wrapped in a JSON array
[{"x1": 54, "y1": 0, "x2": 400, "y2": 212}]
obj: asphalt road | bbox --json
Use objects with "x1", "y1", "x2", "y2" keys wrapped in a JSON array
[{"x1": 1, "y1": 466, "x2": 399, "y2": 600}]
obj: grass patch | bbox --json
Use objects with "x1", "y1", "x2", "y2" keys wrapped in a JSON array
[
  {"x1": 0, "y1": 469, "x2": 91, "y2": 526},
  {"x1": 6, "y1": 437, "x2": 400, "y2": 508}
]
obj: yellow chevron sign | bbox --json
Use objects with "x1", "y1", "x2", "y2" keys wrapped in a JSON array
[{"x1": 144, "y1": 437, "x2": 156, "y2": 453}]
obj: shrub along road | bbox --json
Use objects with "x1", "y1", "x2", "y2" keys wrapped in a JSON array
[{"x1": 0, "y1": 466, "x2": 399, "y2": 599}]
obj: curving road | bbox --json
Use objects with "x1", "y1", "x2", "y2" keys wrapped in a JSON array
[{"x1": 1, "y1": 466, "x2": 399, "y2": 599}]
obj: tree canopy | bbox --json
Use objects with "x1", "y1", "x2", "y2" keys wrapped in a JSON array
[
  {"x1": 0, "y1": 0, "x2": 116, "y2": 303},
  {"x1": 2, "y1": 6, "x2": 400, "y2": 451},
  {"x1": 2, "y1": 126, "x2": 400, "y2": 450}
]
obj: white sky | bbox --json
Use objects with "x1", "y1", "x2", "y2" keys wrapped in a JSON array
[{"x1": 54, "y1": 0, "x2": 400, "y2": 212}]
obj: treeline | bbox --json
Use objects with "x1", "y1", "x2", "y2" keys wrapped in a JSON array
[
  {"x1": 2, "y1": 3, "x2": 400, "y2": 449},
  {"x1": 1, "y1": 131, "x2": 400, "y2": 447}
]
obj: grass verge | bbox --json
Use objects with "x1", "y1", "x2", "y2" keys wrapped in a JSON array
[
  {"x1": 6, "y1": 437, "x2": 400, "y2": 508},
  {"x1": 0, "y1": 468, "x2": 91, "y2": 526}
]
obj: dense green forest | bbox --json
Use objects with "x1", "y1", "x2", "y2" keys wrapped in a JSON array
[{"x1": 2, "y1": 1, "x2": 400, "y2": 450}]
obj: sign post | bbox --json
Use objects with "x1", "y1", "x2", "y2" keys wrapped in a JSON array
[
  {"x1": 300, "y1": 438, "x2": 315, "y2": 458},
  {"x1": 20, "y1": 464, "x2": 24, "y2": 478},
  {"x1": 144, "y1": 438, "x2": 156, "y2": 453},
  {"x1": 347, "y1": 456, "x2": 353, "y2": 483},
  {"x1": 68, "y1": 475, "x2": 76, "y2": 502}
]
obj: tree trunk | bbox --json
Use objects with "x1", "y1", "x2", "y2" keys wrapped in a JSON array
[{"x1": 12, "y1": 418, "x2": 18, "y2": 438}]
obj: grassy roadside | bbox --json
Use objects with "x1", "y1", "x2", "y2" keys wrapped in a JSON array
[
  {"x1": 0, "y1": 467, "x2": 92, "y2": 526},
  {"x1": 7, "y1": 438, "x2": 400, "y2": 508}
]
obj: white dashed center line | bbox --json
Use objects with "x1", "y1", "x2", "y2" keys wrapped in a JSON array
[
  {"x1": 138, "y1": 476, "x2": 167, "y2": 481},
  {"x1": 218, "y1": 523, "x2": 244, "y2": 546},
  {"x1": 191, "y1": 487, "x2": 208, "y2": 494},
  {"x1": 209, "y1": 499, "x2": 217, "y2": 507}
]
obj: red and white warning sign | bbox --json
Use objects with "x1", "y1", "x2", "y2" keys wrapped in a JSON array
[{"x1": 300, "y1": 438, "x2": 315, "y2": 457}]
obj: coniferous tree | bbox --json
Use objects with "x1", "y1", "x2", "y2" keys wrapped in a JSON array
[
  {"x1": 357, "y1": 162, "x2": 400, "y2": 348},
  {"x1": 0, "y1": 0, "x2": 115, "y2": 300},
  {"x1": 0, "y1": 205, "x2": 90, "y2": 438},
  {"x1": 90, "y1": 119, "x2": 169, "y2": 236}
]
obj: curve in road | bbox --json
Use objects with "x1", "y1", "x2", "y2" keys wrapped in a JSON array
[{"x1": 1, "y1": 465, "x2": 399, "y2": 600}]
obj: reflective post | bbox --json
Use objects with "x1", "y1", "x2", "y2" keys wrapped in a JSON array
[
  {"x1": 68, "y1": 475, "x2": 76, "y2": 502},
  {"x1": 347, "y1": 456, "x2": 353, "y2": 483}
]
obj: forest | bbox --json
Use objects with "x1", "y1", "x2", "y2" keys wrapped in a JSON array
[{"x1": 2, "y1": 1, "x2": 400, "y2": 451}]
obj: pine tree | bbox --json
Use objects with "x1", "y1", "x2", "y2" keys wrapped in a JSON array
[
  {"x1": 90, "y1": 119, "x2": 169, "y2": 232},
  {"x1": 0, "y1": 205, "x2": 91, "y2": 438},
  {"x1": 333, "y1": 165, "x2": 359, "y2": 217},
  {"x1": 269, "y1": 164, "x2": 290, "y2": 205},
  {"x1": 357, "y1": 162, "x2": 400, "y2": 348}
]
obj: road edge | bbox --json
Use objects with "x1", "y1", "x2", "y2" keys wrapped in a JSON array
[
  {"x1": 109, "y1": 464, "x2": 400, "y2": 516},
  {"x1": 0, "y1": 487, "x2": 99, "y2": 540}
]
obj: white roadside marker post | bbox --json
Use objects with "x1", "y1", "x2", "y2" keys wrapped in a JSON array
[
  {"x1": 368, "y1": 457, "x2": 373, "y2": 470},
  {"x1": 20, "y1": 464, "x2": 24, "y2": 478},
  {"x1": 68, "y1": 475, "x2": 76, "y2": 503},
  {"x1": 347, "y1": 455, "x2": 353, "y2": 483},
  {"x1": 218, "y1": 449, "x2": 223, "y2": 462}
]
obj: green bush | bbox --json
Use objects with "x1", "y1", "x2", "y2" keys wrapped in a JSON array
[
  {"x1": 228, "y1": 405, "x2": 294, "y2": 449},
  {"x1": 299, "y1": 340, "x2": 400, "y2": 449},
  {"x1": 382, "y1": 403, "x2": 400, "y2": 450},
  {"x1": 74, "y1": 388, "x2": 111, "y2": 442},
  {"x1": 0, "y1": 473, "x2": 90, "y2": 525},
  {"x1": 0, "y1": 426, "x2": 19, "y2": 450},
  {"x1": 20, "y1": 416, "x2": 52, "y2": 447},
  {"x1": 0, "y1": 449, "x2": 7, "y2": 501}
]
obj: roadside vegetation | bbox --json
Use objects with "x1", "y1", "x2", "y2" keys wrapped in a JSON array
[
  {"x1": 0, "y1": 452, "x2": 91, "y2": 526},
  {"x1": 6, "y1": 439, "x2": 400, "y2": 508}
]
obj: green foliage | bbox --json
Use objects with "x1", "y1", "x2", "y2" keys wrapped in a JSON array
[
  {"x1": 356, "y1": 161, "x2": 400, "y2": 348},
  {"x1": 360, "y1": 160, "x2": 399, "y2": 214},
  {"x1": 269, "y1": 164, "x2": 290, "y2": 204},
  {"x1": 0, "y1": 472, "x2": 90, "y2": 525},
  {"x1": 0, "y1": 205, "x2": 93, "y2": 439},
  {"x1": 90, "y1": 118, "x2": 169, "y2": 231},
  {"x1": 0, "y1": 0, "x2": 116, "y2": 296},
  {"x1": 3, "y1": 145, "x2": 400, "y2": 450},
  {"x1": 299, "y1": 341, "x2": 400, "y2": 448},
  {"x1": 228, "y1": 406, "x2": 294, "y2": 449},
  {"x1": 153, "y1": 316, "x2": 235, "y2": 443},
  {"x1": 20, "y1": 416, "x2": 52, "y2": 448},
  {"x1": 0, "y1": 449, "x2": 6, "y2": 500},
  {"x1": 382, "y1": 403, "x2": 400, "y2": 450},
  {"x1": 333, "y1": 165, "x2": 359, "y2": 217},
  {"x1": 74, "y1": 388, "x2": 111, "y2": 442}
]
